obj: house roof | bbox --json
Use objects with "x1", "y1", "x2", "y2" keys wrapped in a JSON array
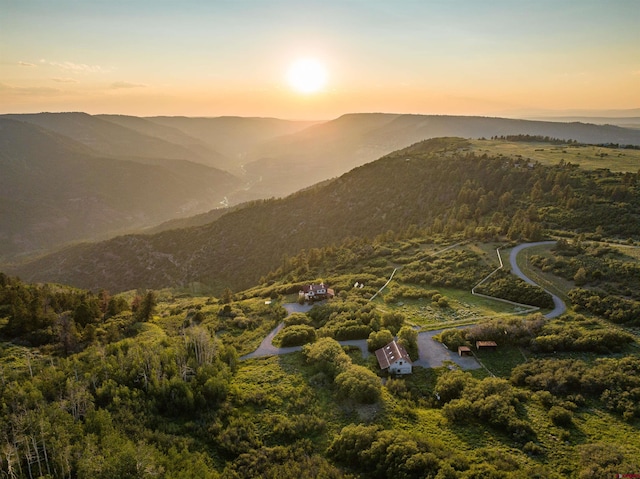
[
  {"x1": 301, "y1": 283, "x2": 327, "y2": 294},
  {"x1": 375, "y1": 340, "x2": 412, "y2": 369}
]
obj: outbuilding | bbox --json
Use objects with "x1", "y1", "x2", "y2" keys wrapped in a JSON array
[
  {"x1": 475, "y1": 340, "x2": 497, "y2": 351},
  {"x1": 458, "y1": 345, "x2": 472, "y2": 357}
]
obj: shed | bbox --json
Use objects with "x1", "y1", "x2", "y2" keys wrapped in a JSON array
[
  {"x1": 458, "y1": 346, "x2": 472, "y2": 357},
  {"x1": 476, "y1": 340, "x2": 497, "y2": 351},
  {"x1": 375, "y1": 340, "x2": 412, "y2": 375}
]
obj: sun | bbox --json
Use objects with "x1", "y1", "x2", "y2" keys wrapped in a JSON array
[{"x1": 287, "y1": 58, "x2": 327, "y2": 94}]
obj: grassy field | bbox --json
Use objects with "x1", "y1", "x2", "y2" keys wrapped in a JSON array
[
  {"x1": 373, "y1": 285, "x2": 522, "y2": 330},
  {"x1": 469, "y1": 139, "x2": 640, "y2": 172}
]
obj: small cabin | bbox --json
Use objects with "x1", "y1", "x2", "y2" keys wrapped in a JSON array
[
  {"x1": 458, "y1": 345, "x2": 472, "y2": 357},
  {"x1": 375, "y1": 340, "x2": 412, "y2": 375},
  {"x1": 476, "y1": 340, "x2": 497, "y2": 351}
]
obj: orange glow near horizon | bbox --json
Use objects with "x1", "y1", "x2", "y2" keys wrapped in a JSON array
[{"x1": 2, "y1": 1, "x2": 638, "y2": 120}]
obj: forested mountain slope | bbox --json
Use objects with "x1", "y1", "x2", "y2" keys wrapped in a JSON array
[
  {"x1": 10, "y1": 137, "x2": 639, "y2": 293},
  {"x1": 0, "y1": 118, "x2": 241, "y2": 260}
]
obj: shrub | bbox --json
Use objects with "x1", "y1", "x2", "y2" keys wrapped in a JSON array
[
  {"x1": 335, "y1": 365, "x2": 381, "y2": 404},
  {"x1": 278, "y1": 325, "x2": 316, "y2": 347},
  {"x1": 302, "y1": 337, "x2": 351, "y2": 378},
  {"x1": 435, "y1": 328, "x2": 468, "y2": 352},
  {"x1": 367, "y1": 329, "x2": 394, "y2": 352},
  {"x1": 548, "y1": 406, "x2": 573, "y2": 427},
  {"x1": 283, "y1": 312, "x2": 311, "y2": 327},
  {"x1": 523, "y1": 441, "x2": 545, "y2": 456},
  {"x1": 381, "y1": 311, "x2": 405, "y2": 335},
  {"x1": 397, "y1": 325, "x2": 419, "y2": 361}
]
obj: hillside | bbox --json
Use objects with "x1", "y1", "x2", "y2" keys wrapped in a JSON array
[
  {"x1": 0, "y1": 118, "x2": 241, "y2": 260},
  {"x1": 9, "y1": 137, "x2": 639, "y2": 293},
  {"x1": 243, "y1": 113, "x2": 640, "y2": 197}
]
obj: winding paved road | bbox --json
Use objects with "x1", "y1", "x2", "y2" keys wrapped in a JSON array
[
  {"x1": 241, "y1": 241, "x2": 567, "y2": 366},
  {"x1": 509, "y1": 241, "x2": 566, "y2": 319}
]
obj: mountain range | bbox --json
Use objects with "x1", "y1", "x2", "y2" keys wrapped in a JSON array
[
  {"x1": 2, "y1": 112, "x2": 640, "y2": 263},
  {"x1": 0, "y1": 117, "x2": 240, "y2": 260},
  {"x1": 7, "y1": 136, "x2": 639, "y2": 294}
]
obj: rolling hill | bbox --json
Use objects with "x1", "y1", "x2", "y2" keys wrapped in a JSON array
[
  {"x1": 0, "y1": 118, "x2": 241, "y2": 260},
  {"x1": 242, "y1": 113, "x2": 640, "y2": 198},
  {"x1": 8, "y1": 137, "x2": 639, "y2": 294}
]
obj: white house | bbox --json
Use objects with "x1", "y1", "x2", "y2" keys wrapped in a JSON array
[
  {"x1": 299, "y1": 282, "x2": 334, "y2": 301},
  {"x1": 375, "y1": 340, "x2": 412, "y2": 375}
]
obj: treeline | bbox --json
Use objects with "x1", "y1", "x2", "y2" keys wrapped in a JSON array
[
  {"x1": 491, "y1": 134, "x2": 578, "y2": 144},
  {"x1": 0, "y1": 273, "x2": 150, "y2": 352}
]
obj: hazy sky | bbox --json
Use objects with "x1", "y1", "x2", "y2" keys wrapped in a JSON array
[{"x1": 2, "y1": 0, "x2": 639, "y2": 119}]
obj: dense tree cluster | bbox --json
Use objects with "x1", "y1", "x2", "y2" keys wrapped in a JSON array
[
  {"x1": 474, "y1": 269, "x2": 554, "y2": 309},
  {"x1": 0, "y1": 273, "x2": 141, "y2": 352},
  {"x1": 511, "y1": 356, "x2": 640, "y2": 420},
  {"x1": 436, "y1": 314, "x2": 634, "y2": 355},
  {"x1": 328, "y1": 423, "x2": 468, "y2": 479},
  {"x1": 302, "y1": 337, "x2": 381, "y2": 404},
  {"x1": 531, "y1": 319, "x2": 634, "y2": 353},
  {"x1": 397, "y1": 249, "x2": 493, "y2": 291},
  {"x1": 569, "y1": 288, "x2": 640, "y2": 325},
  {"x1": 435, "y1": 371, "x2": 533, "y2": 440}
]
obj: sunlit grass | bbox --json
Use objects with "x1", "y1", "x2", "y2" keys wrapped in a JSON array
[
  {"x1": 373, "y1": 285, "x2": 525, "y2": 329},
  {"x1": 475, "y1": 344, "x2": 528, "y2": 378},
  {"x1": 469, "y1": 140, "x2": 640, "y2": 173}
]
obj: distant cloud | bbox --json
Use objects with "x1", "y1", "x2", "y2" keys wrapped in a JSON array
[
  {"x1": 0, "y1": 82, "x2": 60, "y2": 96},
  {"x1": 18, "y1": 61, "x2": 36, "y2": 67},
  {"x1": 110, "y1": 81, "x2": 146, "y2": 89},
  {"x1": 52, "y1": 77, "x2": 79, "y2": 83},
  {"x1": 41, "y1": 59, "x2": 106, "y2": 73}
]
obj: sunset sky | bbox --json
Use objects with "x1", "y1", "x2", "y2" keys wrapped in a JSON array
[{"x1": 2, "y1": 0, "x2": 639, "y2": 119}]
